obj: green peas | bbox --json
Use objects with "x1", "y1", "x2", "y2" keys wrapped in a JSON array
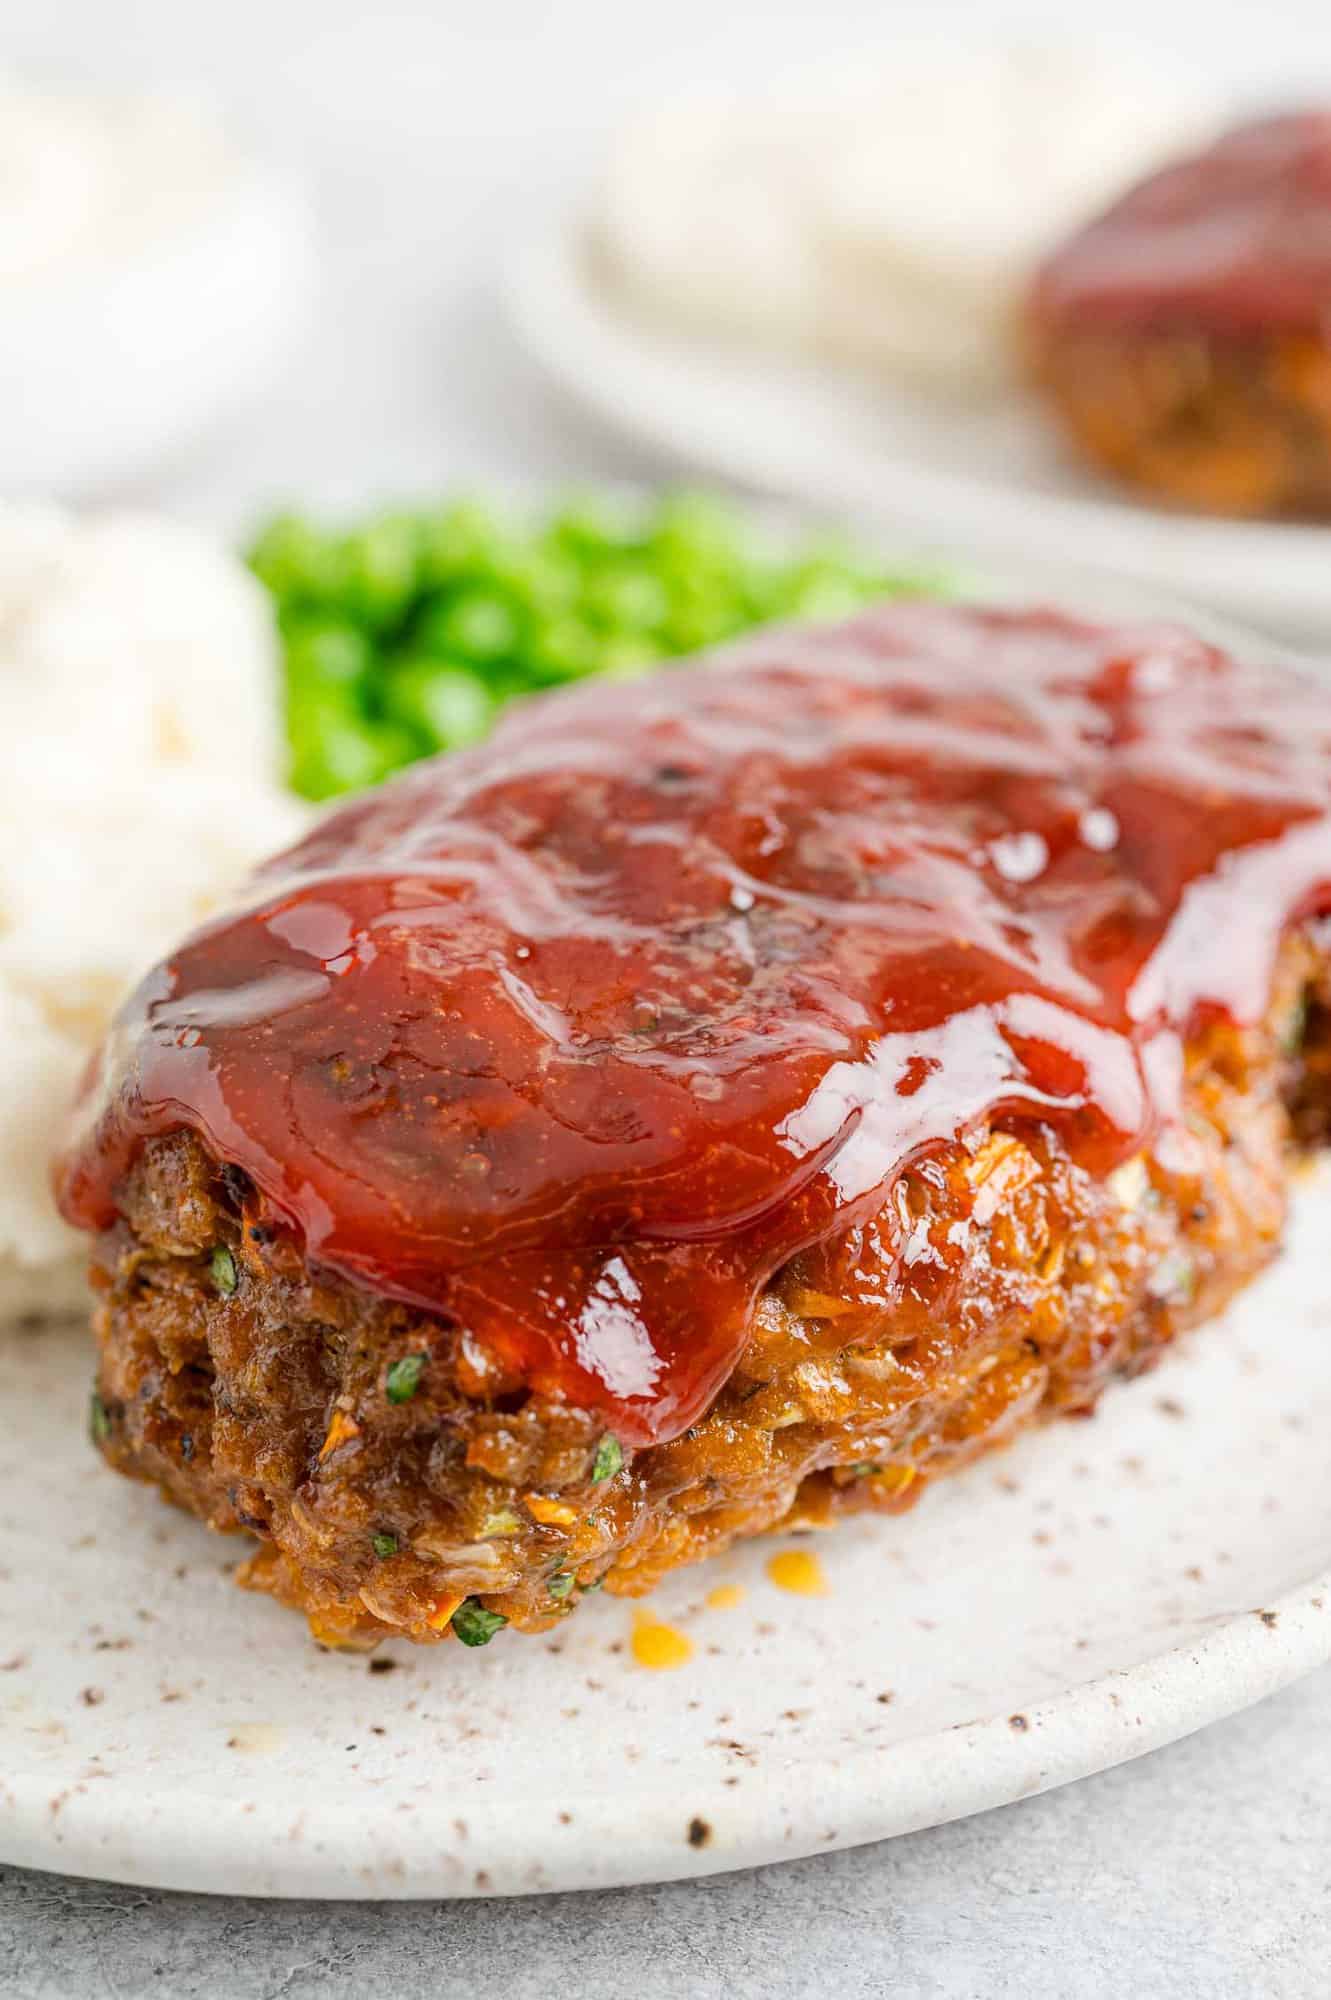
[
  {"x1": 781, "y1": 560, "x2": 882, "y2": 622},
  {"x1": 545, "y1": 495, "x2": 645, "y2": 562},
  {"x1": 384, "y1": 660, "x2": 495, "y2": 752},
  {"x1": 529, "y1": 614, "x2": 605, "y2": 684},
  {"x1": 492, "y1": 547, "x2": 582, "y2": 619},
  {"x1": 338, "y1": 515, "x2": 422, "y2": 631},
  {"x1": 287, "y1": 692, "x2": 410, "y2": 800},
  {"x1": 662, "y1": 579, "x2": 744, "y2": 653},
  {"x1": 417, "y1": 589, "x2": 523, "y2": 666},
  {"x1": 283, "y1": 616, "x2": 374, "y2": 696},
  {"x1": 249, "y1": 513, "x2": 346, "y2": 604},
  {"x1": 249, "y1": 493, "x2": 946, "y2": 803},
  {"x1": 598, "y1": 636, "x2": 662, "y2": 680},
  {"x1": 643, "y1": 492, "x2": 739, "y2": 572},
  {"x1": 582, "y1": 564, "x2": 671, "y2": 635},
  {"x1": 418, "y1": 500, "x2": 507, "y2": 589}
]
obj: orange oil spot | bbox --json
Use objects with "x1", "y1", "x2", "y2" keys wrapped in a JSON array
[
  {"x1": 524, "y1": 1492, "x2": 579, "y2": 1528},
  {"x1": 766, "y1": 1548, "x2": 828, "y2": 1597},
  {"x1": 705, "y1": 1584, "x2": 745, "y2": 1611},
  {"x1": 630, "y1": 1610, "x2": 694, "y2": 1670}
]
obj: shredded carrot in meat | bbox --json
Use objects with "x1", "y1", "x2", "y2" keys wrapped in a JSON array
[
  {"x1": 318, "y1": 1408, "x2": 361, "y2": 1462},
  {"x1": 868, "y1": 1463, "x2": 916, "y2": 1496}
]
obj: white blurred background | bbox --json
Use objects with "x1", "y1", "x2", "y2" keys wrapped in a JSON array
[{"x1": 8, "y1": 0, "x2": 1331, "y2": 530}]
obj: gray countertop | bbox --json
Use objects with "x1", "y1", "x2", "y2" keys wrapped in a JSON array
[{"x1": 4, "y1": 2, "x2": 1330, "y2": 1991}]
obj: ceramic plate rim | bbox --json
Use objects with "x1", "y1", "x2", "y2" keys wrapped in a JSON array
[
  {"x1": 503, "y1": 230, "x2": 1331, "y2": 640},
  {"x1": 3, "y1": 1543, "x2": 1329, "y2": 1900}
]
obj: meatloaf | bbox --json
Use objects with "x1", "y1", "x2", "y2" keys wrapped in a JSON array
[
  {"x1": 56, "y1": 603, "x2": 1331, "y2": 1647},
  {"x1": 1026, "y1": 113, "x2": 1331, "y2": 517}
]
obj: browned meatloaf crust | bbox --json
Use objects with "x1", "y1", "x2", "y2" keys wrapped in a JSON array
[
  {"x1": 1026, "y1": 329, "x2": 1331, "y2": 519},
  {"x1": 83, "y1": 933, "x2": 1327, "y2": 1649},
  {"x1": 1025, "y1": 114, "x2": 1331, "y2": 517}
]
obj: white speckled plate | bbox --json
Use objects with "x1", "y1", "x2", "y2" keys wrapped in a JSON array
[
  {"x1": 505, "y1": 233, "x2": 1331, "y2": 647},
  {"x1": 3, "y1": 1165, "x2": 1331, "y2": 1899}
]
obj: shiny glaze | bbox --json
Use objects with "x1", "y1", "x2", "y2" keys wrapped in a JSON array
[
  {"x1": 1031, "y1": 112, "x2": 1331, "y2": 336},
  {"x1": 56, "y1": 605, "x2": 1331, "y2": 1444}
]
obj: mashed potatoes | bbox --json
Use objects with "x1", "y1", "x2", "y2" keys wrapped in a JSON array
[
  {"x1": 599, "y1": 47, "x2": 1215, "y2": 392},
  {"x1": 0, "y1": 505, "x2": 306, "y2": 1317},
  {"x1": 0, "y1": 81, "x2": 313, "y2": 497}
]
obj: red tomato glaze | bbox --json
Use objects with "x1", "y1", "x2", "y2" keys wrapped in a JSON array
[
  {"x1": 1031, "y1": 111, "x2": 1331, "y2": 337},
  {"x1": 56, "y1": 605, "x2": 1331, "y2": 1444}
]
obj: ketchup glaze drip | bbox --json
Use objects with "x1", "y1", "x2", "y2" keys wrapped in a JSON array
[
  {"x1": 56, "y1": 605, "x2": 1331, "y2": 1444},
  {"x1": 1030, "y1": 111, "x2": 1331, "y2": 337}
]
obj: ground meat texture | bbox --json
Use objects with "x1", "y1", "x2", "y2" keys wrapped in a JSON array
[
  {"x1": 58, "y1": 603, "x2": 1331, "y2": 1647},
  {"x1": 82, "y1": 935, "x2": 1324, "y2": 1649}
]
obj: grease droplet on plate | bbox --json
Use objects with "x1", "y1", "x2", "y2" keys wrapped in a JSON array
[
  {"x1": 225, "y1": 1722, "x2": 284, "y2": 1754},
  {"x1": 767, "y1": 1549, "x2": 828, "y2": 1597},
  {"x1": 630, "y1": 1611, "x2": 694, "y2": 1670},
  {"x1": 706, "y1": 1584, "x2": 745, "y2": 1611}
]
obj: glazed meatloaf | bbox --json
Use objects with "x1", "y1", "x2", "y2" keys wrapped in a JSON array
[
  {"x1": 1026, "y1": 112, "x2": 1331, "y2": 517},
  {"x1": 56, "y1": 603, "x2": 1331, "y2": 1648}
]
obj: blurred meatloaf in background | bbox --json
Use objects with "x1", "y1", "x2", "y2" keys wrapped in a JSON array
[
  {"x1": 1026, "y1": 113, "x2": 1331, "y2": 517},
  {"x1": 55, "y1": 603, "x2": 1331, "y2": 1648}
]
